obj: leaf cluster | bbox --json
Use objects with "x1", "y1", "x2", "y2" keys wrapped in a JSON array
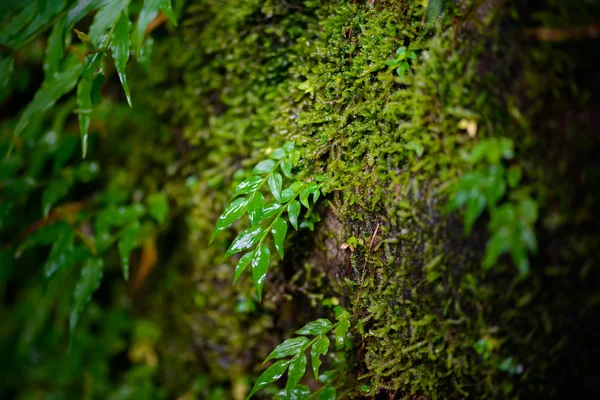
[
  {"x1": 211, "y1": 142, "x2": 322, "y2": 301},
  {"x1": 0, "y1": 0, "x2": 177, "y2": 157},
  {"x1": 447, "y1": 138, "x2": 538, "y2": 275},
  {"x1": 385, "y1": 46, "x2": 418, "y2": 77},
  {"x1": 246, "y1": 307, "x2": 351, "y2": 400}
]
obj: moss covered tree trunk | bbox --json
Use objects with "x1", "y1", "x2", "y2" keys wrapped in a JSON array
[{"x1": 128, "y1": 0, "x2": 600, "y2": 398}]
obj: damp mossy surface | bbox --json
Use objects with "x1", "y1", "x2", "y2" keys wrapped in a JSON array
[{"x1": 125, "y1": 0, "x2": 600, "y2": 398}]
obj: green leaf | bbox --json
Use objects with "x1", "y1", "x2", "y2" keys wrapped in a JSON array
[
  {"x1": 281, "y1": 188, "x2": 296, "y2": 203},
  {"x1": 269, "y1": 148, "x2": 286, "y2": 160},
  {"x1": 43, "y1": 227, "x2": 75, "y2": 279},
  {"x1": 135, "y1": 0, "x2": 176, "y2": 57},
  {"x1": 275, "y1": 385, "x2": 311, "y2": 400},
  {"x1": 146, "y1": 192, "x2": 169, "y2": 224},
  {"x1": 253, "y1": 159, "x2": 276, "y2": 174},
  {"x1": 118, "y1": 221, "x2": 141, "y2": 280},
  {"x1": 66, "y1": 0, "x2": 111, "y2": 31},
  {"x1": 265, "y1": 336, "x2": 310, "y2": 362},
  {"x1": 74, "y1": 29, "x2": 96, "y2": 51},
  {"x1": 252, "y1": 244, "x2": 270, "y2": 302},
  {"x1": 283, "y1": 142, "x2": 295, "y2": 152},
  {"x1": 271, "y1": 218, "x2": 287, "y2": 259},
  {"x1": 11, "y1": 59, "x2": 83, "y2": 152},
  {"x1": 225, "y1": 225, "x2": 264, "y2": 258},
  {"x1": 248, "y1": 192, "x2": 265, "y2": 226},
  {"x1": 89, "y1": 0, "x2": 129, "y2": 44},
  {"x1": 318, "y1": 386, "x2": 336, "y2": 400},
  {"x1": 43, "y1": 17, "x2": 66, "y2": 79},
  {"x1": 110, "y1": 11, "x2": 132, "y2": 106},
  {"x1": 246, "y1": 360, "x2": 290, "y2": 400},
  {"x1": 268, "y1": 172, "x2": 283, "y2": 202},
  {"x1": 334, "y1": 319, "x2": 350, "y2": 348},
  {"x1": 482, "y1": 228, "x2": 511, "y2": 269},
  {"x1": 311, "y1": 334, "x2": 329, "y2": 380},
  {"x1": 288, "y1": 200, "x2": 300, "y2": 230},
  {"x1": 211, "y1": 197, "x2": 249, "y2": 243},
  {"x1": 518, "y1": 197, "x2": 538, "y2": 225},
  {"x1": 286, "y1": 353, "x2": 307, "y2": 396},
  {"x1": 464, "y1": 192, "x2": 486, "y2": 234},
  {"x1": 296, "y1": 319, "x2": 332, "y2": 335},
  {"x1": 232, "y1": 175, "x2": 262, "y2": 198},
  {"x1": 281, "y1": 158, "x2": 292, "y2": 178},
  {"x1": 70, "y1": 258, "x2": 104, "y2": 335},
  {"x1": 76, "y1": 77, "x2": 93, "y2": 159},
  {"x1": 233, "y1": 251, "x2": 254, "y2": 284},
  {"x1": 262, "y1": 202, "x2": 283, "y2": 219},
  {"x1": 42, "y1": 176, "x2": 73, "y2": 217},
  {"x1": 0, "y1": 54, "x2": 14, "y2": 103}
]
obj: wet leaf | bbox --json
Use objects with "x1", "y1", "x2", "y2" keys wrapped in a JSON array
[
  {"x1": 233, "y1": 251, "x2": 253, "y2": 284},
  {"x1": 265, "y1": 336, "x2": 310, "y2": 362},
  {"x1": 271, "y1": 218, "x2": 287, "y2": 259},
  {"x1": 334, "y1": 319, "x2": 350, "y2": 348},
  {"x1": 225, "y1": 225, "x2": 264, "y2": 258},
  {"x1": 318, "y1": 386, "x2": 336, "y2": 400},
  {"x1": 288, "y1": 200, "x2": 300, "y2": 230},
  {"x1": 246, "y1": 360, "x2": 290, "y2": 400},
  {"x1": 89, "y1": 0, "x2": 129, "y2": 44},
  {"x1": 248, "y1": 192, "x2": 265, "y2": 226},
  {"x1": 253, "y1": 159, "x2": 276, "y2": 174},
  {"x1": 232, "y1": 175, "x2": 262, "y2": 199},
  {"x1": 252, "y1": 244, "x2": 270, "y2": 302},
  {"x1": 286, "y1": 353, "x2": 307, "y2": 396},
  {"x1": 262, "y1": 202, "x2": 283, "y2": 219},
  {"x1": 281, "y1": 158, "x2": 292, "y2": 178},
  {"x1": 69, "y1": 258, "x2": 103, "y2": 335},
  {"x1": 268, "y1": 173, "x2": 283, "y2": 202},
  {"x1": 43, "y1": 17, "x2": 65, "y2": 78},
  {"x1": 296, "y1": 319, "x2": 332, "y2": 335},
  {"x1": 110, "y1": 11, "x2": 132, "y2": 106},
  {"x1": 211, "y1": 197, "x2": 248, "y2": 243},
  {"x1": 311, "y1": 334, "x2": 329, "y2": 380},
  {"x1": 269, "y1": 148, "x2": 286, "y2": 160}
]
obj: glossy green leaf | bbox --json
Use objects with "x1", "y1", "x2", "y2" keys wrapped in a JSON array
[
  {"x1": 211, "y1": 197, "x2": 248, "y2": 243},
  {"x1": 252, "y1": 244, "x2": 270, "y2": 302},
  {"x1": 265, "y1": 336, "x2": 310, "y2": 362},
  {"x1": 248, "y1": 192, "x2": 265, "y2": 226},
  {"x1": 12, "y1": 59, "x2": 83, "y2": 152},
  {"x1": 118, "y1": 221, "x2": 141, "y2": 280},
  {"x1": 283, "y1": 142, "x2": 295, "y2": 152},
  {"x1": 281, "y1": 158, "x2": 292, "y2": 178},
  {"x1": 296, "y1": 319, "x2": 332, "y2": 335},
  {"x1": 66, "y1": 0, "x2": 111, "y2": 31},
  {"x1": 74, "y1": 29, "x2": 96, "y2": 51},
  {"x1": 262, "y1": 202, "x2": 283, "y2": 219},
  {"x1": 225, "y1": 225, "x2": 264, "y2": 258},
  {"x1": 232, "y1": 175, "x2": 262, "y2": 198},
  {"x1": 135, "y1": 0, "x2": 176, "y2": 57},
  {"x1": 146, "y1": 192, "x2": 169, "y2": 224},
  {"x1": 281, "y1": 188, "x2": 295, "y2": 203},
  {"x1": 69, "y1": 258, "x2": 103, "y2": 335},
  {"x1": 111, "y1": 11, "x2": 132, "y2": 106},
  {"x1": 271, "y1": 218, "x2": 287, "y2": 259},
  {"x1": 233, "y1": 251, "x2": 254, "y2": 284},
  {"x1": 311, "y1": 334, "x2": 329, "y2": 380},
  {"x1": 288, "y1": 200, "x2": 300, "y2": 230},
  {"x1": 42, "y1": 176, "x2": 73, "y2": 217},
  {"x1": 246, "y1": 360, "x2": 290, "y2": 400},
  {"x1": 275, "y1": 385, "x2": 311, "y2": 400},
  {"x1": 269, "y1": 148, "x2": 286, "y2": 160},
  {"x1": 89, "y1": 0, "x2": 129, "y2": 44},
  {"x1": 318, "y1": 386, "x2": 336, "y2": 400},
  {"x1": 253, "y1": 159, "x2": 276, "y2": 174},
  {"x1": 334, "y1": 319, "x2": 350, "y2": 348},
  {"x1": 268, "y1": 172, "x2": 283, "y2": 202},
  {"x1": 286, "y1": 353, "x2": 307, "y2": 396}
]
